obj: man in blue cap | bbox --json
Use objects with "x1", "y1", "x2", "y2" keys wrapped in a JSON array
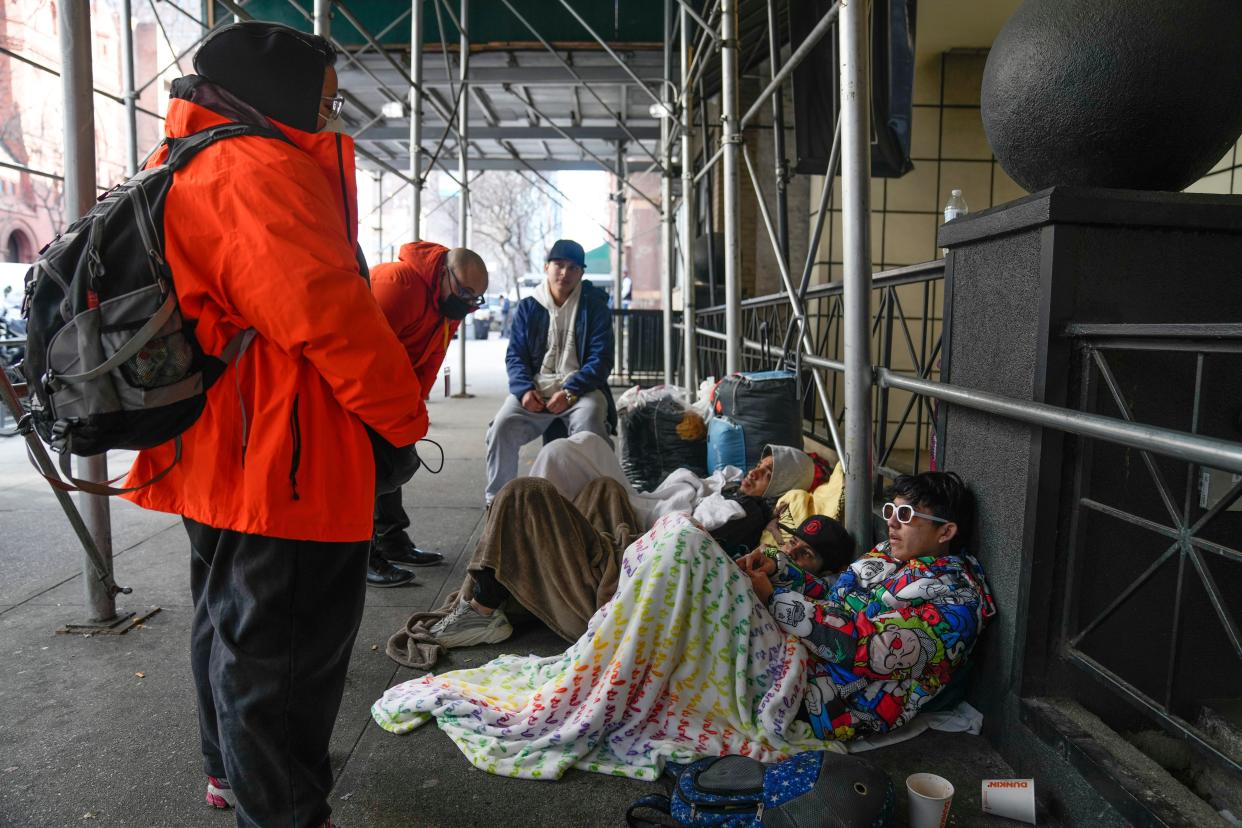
[{"x1": 484, "y1": 239, "x2": 615, "y2": 506}]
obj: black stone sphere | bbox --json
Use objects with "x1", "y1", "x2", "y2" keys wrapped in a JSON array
[{"x1": 981, "y1": 0, "x2": 1242, "y2": 192}]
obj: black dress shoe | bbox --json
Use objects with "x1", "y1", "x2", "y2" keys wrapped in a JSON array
[
  {"x1": 380, "y1": 542, "x2": 445, "y2": 568},
  {"x1": 367, "y1": 554, "x2": 416, "y2": 587}
]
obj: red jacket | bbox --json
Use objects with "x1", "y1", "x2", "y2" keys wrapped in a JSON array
[
  {"x1": 370, "y1": 242, "x2": 460, "y2": 395},
  {"x1": 123, "y1": 86, "x2": 427, "y2": 542}
]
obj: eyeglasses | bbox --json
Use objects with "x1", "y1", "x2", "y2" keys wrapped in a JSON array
[
  {"x1": 445, "y1": 265, "x2": 485, "y2": 308},
  {"x1": 882, "y1": 502, "x2": 950, "y2": 525},
  {"x1": 320, "y1": 94, "x2": 345, "y2": 120}
]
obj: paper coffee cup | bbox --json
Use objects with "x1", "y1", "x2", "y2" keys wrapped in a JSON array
[
  {"x1": 982, "y1": 778, "x2": 1037, "y2": 824},
  {"x1": 906, "y1": 773, "x2": 954, "y2": 828}
]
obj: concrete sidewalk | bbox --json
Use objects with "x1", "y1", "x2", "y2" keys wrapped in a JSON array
[{"x1": 0, "y1": 335, "x2": 1026, "y2": 827}]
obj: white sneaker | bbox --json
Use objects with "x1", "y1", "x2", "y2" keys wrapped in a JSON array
[{"x1": 429, "y1": 600, "x2": 513, "y2": 648}]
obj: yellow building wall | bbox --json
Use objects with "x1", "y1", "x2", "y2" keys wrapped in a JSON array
[{"x1": 802, "y1": 29, "x2": 1242, "y2": 463}]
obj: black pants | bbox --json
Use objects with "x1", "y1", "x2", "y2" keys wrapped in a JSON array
[
  {"x1": 472, "y1": 566, "x2": 510, "y2": 609},
  {"x1": 372, "y1": 488, "x2": 413, "y2": 549},
  {"x1": 186, "y1": 518, "x2": 368, "y2": 828}
]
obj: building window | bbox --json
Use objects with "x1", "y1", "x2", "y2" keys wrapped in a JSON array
[{"x1": 5, "y1": 230, "x2": 33, "y2": 263}]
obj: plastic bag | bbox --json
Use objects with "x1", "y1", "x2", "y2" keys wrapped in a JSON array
[{"x1": 619, "y1": 390, "x2": 708, "y2": 492}]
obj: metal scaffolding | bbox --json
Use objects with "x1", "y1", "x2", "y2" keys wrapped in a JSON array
[
  {"x1": 21, "y1": 0, "x2": 882, "y2": 608},
  {"x1": 58, "y1": 0, "x2": 122, "y2": 627},
  {"x1": 453, "y1": 0, "x2": 472, "y2": 399},
  {"x1": 18, "y1": 0, "x2": 1242, "y2": 613}
]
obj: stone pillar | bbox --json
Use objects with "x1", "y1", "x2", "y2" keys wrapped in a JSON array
[{"x1": 939, "y1": 186, "x2": 1242, "y2": 820}]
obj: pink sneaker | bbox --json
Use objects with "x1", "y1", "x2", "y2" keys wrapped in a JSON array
[{"x1": 205, "y1": 776, "x2": 236, "y2": 809}]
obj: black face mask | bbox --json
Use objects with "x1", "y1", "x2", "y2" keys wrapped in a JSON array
[{"x1": 438, "y1": 294, "x2": 474, "y2": 321}]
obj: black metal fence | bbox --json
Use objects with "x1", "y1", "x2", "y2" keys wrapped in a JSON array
[
  {"x1": 1058, "y1": 324, "x2": 1242, "y2": 775},
  {"x1": 609, "y1": 308, "x2": 683, "y2": 389}
]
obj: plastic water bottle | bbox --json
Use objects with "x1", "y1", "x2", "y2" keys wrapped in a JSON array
[{"x1": 942, "y1": 189, "x2": 968, "y2": 255}]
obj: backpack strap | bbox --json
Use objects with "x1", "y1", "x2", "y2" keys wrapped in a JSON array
[
  {"x1": 221, "y1": 328, "x2": 258, "y2": 461},
  {"x1": 625, "y1": 794, "x2": 681, "y2": 828},
  {"x1": 22, "y1": 435, "x2": 184, "y2": 497},
  {"x1": 162, "y1": 122, "x2": 289, "y2": 172}
]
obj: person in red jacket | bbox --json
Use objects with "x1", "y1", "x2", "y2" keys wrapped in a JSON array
[
  {"x1": 121, "y1": 23, "x2": 424, "y2": 827},
  {"x1": 366, "y1": 242, "x2": 488, "y2": 587}
]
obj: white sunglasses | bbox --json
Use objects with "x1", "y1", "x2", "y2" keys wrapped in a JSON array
[{"x1": 882, "y1": 502, "x2": 949, "y2": 525}]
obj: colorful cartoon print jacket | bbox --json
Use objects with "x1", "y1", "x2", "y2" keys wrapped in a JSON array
[{"x1": 766, "y1": 541, "x2": 996, "y2": 740}]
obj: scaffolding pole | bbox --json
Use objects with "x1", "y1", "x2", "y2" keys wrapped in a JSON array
[
  {"x1": 720, "y1": 0, "x2": 740, "y2": 374},
  {"x1": 59, "y1": 0, "x2": 118, "y2": 625},
  {"x1": 555, "y1": 0, "x2": 664, "y2": 110},
  {"x1": 741, "y1": 145, "x2": 845, "y2": 463},
  {"x1": 410, "y1": 0, "x2": 424, "y2": 240},
  {"x1": 839, "y1": 0, "x2": 874, "y2": 550},
  {"x1": 373, "y1": 170, "x2": 384, "y2": 263},
  {"x1": 765, "y1": 0, "x2": 789, "y2": 265},
  {"x1": 497, "y1": 84, "x2": 660, "y2": 211},
  {"x1": 739, "y1": 2, "x2": 840, "y2": 130},
  {"x1": 614, "y1": 141, "x2": 626, "y2": 377},
  {"x1": 661, "y1": 0, "x2": 675, "y2": 384},
  {"x1": 454, "y1": 0, "x2": 472, "y2": 398},
  {"x1": 680, "y1": 0, "x2": 696, "y2": 395},
  {"x1": 496, "y1": 0, "x2": 663, "y2": 172},
  {"x1": 314, "y1": 0, "x2": 330, "y2": 36},
  {"x1": 120, "y1": 0, "x2": 138, "y2": 176}
]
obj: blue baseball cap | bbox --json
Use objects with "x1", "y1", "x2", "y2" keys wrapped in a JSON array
[{"x1": 545, "y1": 239, "x2": 586, "y2": 269}]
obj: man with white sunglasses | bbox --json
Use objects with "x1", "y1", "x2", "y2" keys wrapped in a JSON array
[{"x1": 755, "y1": 471, "x2": 997, "y2": 741}]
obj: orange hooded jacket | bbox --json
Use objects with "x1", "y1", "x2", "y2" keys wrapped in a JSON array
[
  {"x1": 122, "y1": 81, "x2": 427, "y2": 542},
  {"x1": 370, "y1": 242, "x2": 461, "y2": 395}
]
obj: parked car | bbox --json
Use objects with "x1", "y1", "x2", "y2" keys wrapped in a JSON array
[
  {"x1": 470, "y1": 302, "x2": 491, "y2": 340},
  {"x1": 485, "y1": 295, "x2": 505, "y2": 332}
]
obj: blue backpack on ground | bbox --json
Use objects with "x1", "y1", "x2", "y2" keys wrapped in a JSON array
[
  {"x1": 625, "y1": 752, "x2": 894, "y2": 828},
  {"x1": 707, "y1": 415, "x2": 747, "y2": 473}
]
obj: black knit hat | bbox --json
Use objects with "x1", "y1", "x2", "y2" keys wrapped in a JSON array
[
  {"x1": 193, "y1": 22, "x2": 336, "y2": 133},
  {"x1": 792, "y1": 515, "x2": 854, "y2": 572}
]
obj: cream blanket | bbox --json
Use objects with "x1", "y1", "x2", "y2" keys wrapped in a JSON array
[
  {"x1": 528, "y1": 431, "x2": 743, "y2": 529},
  {"x1": 372, "y1": 513, "x2": 843, "y2": 781}
]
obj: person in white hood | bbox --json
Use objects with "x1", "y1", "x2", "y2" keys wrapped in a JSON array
[
  {"x1": 529, "y1": 432, "x2": 815, "y2": 545},
  {"x1": 484, "y1": 239, "x2": 615, "y2": 505}
]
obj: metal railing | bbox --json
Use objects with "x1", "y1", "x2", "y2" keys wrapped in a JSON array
[{"x1": 695, "y1": 291, "x2": 1242, "y2": 770}]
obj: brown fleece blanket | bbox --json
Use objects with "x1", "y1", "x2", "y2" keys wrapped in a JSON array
[{"x1": 386, "y1": 476, "x2": 639, "y2": 670}]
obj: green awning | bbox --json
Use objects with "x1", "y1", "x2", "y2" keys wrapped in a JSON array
[
  {"x1": 583, "y1": 242, "x2": 613, "y2": 275},
  {"x1": 233, "y1": 1, "x2": 667, "y2": 48}
]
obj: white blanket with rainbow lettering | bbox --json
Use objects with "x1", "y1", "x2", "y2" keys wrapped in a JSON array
[{"x1": 371, "y1": 513, "x2": 844, "y2": 781}]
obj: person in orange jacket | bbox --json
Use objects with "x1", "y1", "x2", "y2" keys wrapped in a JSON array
[
  {"x1": 120, "y1": 22, "x2": 424, "y2": 828},
  {"x1": 366, "y1": 242, "x2": 488, "y2": 587}
]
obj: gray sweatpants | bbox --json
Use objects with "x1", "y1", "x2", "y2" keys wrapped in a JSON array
[{"x1": 485, "y1": 389, "x2": 610, "y2": 503}]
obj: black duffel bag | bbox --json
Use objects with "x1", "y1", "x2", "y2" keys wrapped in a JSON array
[{"x1": 711, "y1": 370, "x2": 803, "y2": 470}]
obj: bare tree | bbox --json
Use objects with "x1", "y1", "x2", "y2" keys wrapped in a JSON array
[
  {"x1": 468, "y1": 171, "x2": 556, "y2": 299},
  {"x1": 28, "y1": 177, "x2": 61, "y2": 233}
]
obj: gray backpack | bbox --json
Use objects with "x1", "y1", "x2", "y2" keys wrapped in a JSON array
[{"x1": 20, "y1": 123, "x2": 278, "y2": 494}]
